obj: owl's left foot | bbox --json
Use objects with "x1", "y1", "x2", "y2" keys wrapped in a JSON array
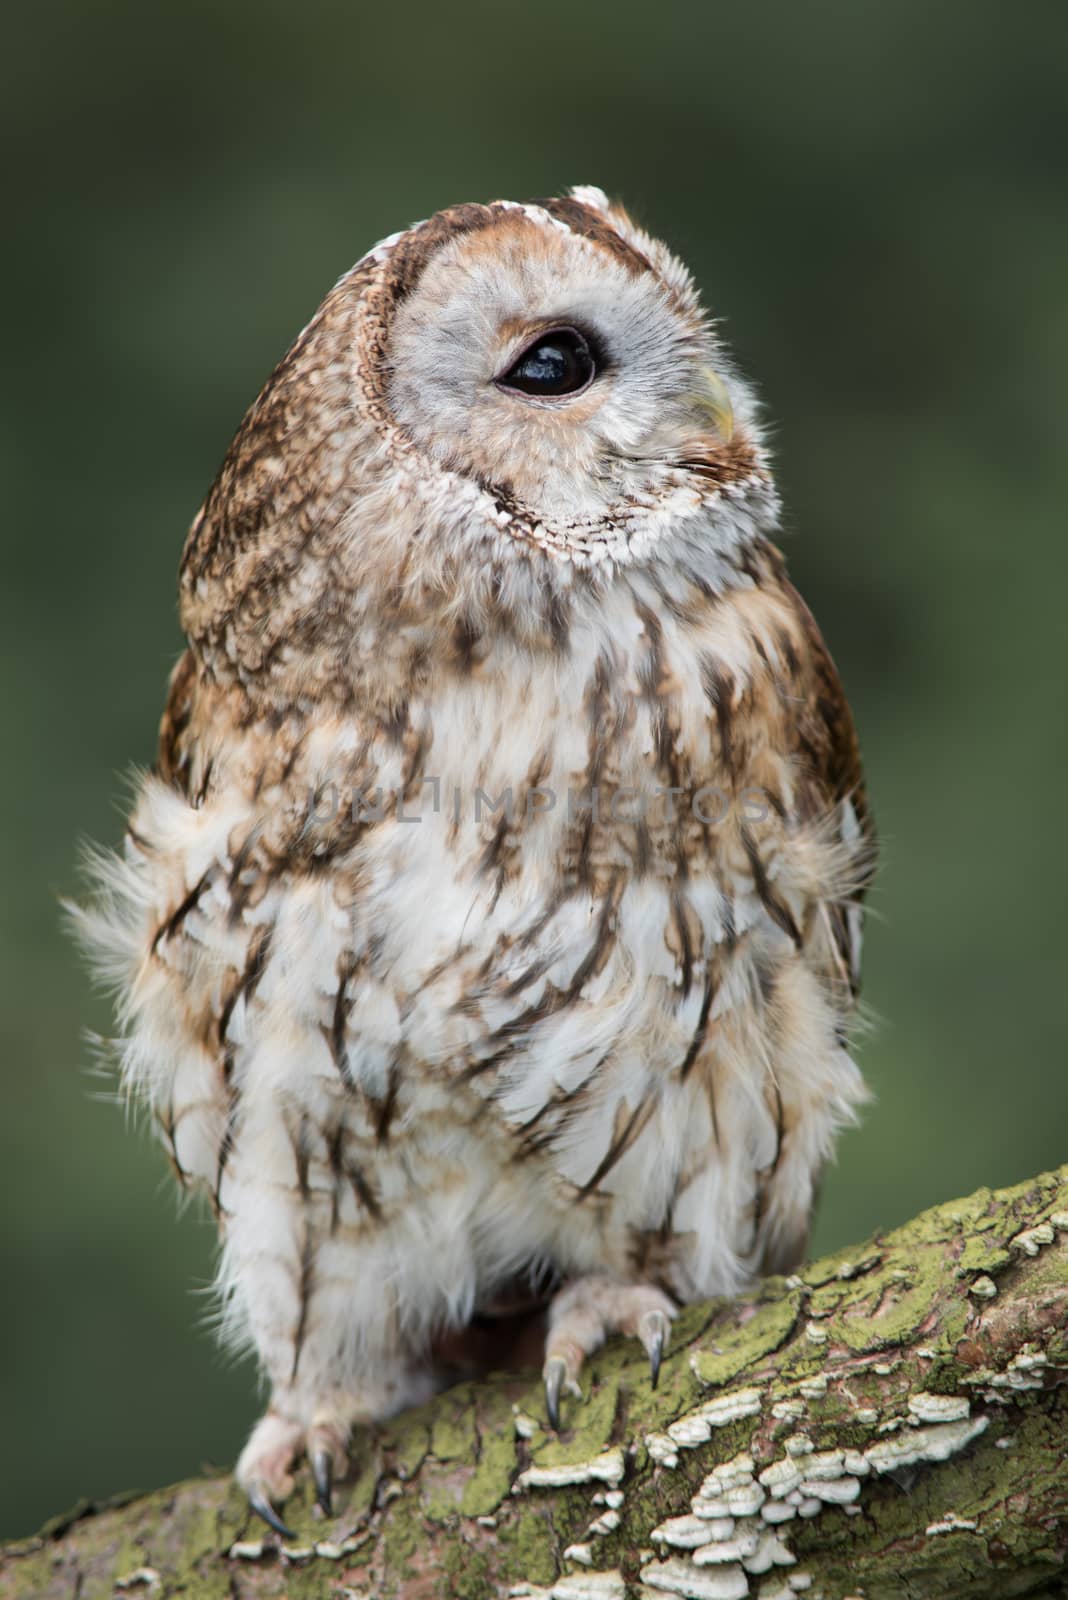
[{"x1": 542, "y1": 1275, "x2": 676, "y2": 1430}]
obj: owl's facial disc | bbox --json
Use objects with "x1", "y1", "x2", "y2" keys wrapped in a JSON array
[{"x1": 382, "y1": 194, "x2": 762, "y2": 544}]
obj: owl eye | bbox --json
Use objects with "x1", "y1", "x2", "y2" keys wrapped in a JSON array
[{"x1": 496, "y1": 327, "x2": 597, "y2": 399}]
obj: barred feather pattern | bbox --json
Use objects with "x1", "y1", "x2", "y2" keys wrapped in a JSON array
[{"x1": 73, "y1": 187, "x2": 875, "y2": 1479}]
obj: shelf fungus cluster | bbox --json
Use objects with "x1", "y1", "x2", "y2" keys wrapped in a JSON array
[
  {"x1": 640, "y1": 1391, "x2": 990, "y2": 1598},
  {"x1": 509, "y1": 1370, "x2": 999, "y2": 1600}
]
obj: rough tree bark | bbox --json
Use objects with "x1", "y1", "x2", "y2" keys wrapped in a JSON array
[{"x1": 3, "y1": 1166, "x2": 1066, "y2": 1600}]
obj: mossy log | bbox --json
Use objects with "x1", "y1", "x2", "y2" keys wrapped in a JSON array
[{"x1": 3, "y1": 1166, "x2": 1066, "y2": 1600}]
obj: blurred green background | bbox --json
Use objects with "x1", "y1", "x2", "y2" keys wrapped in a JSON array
[{"x1": 4, "y1": 0, "x2": 1066, "y2": 1541}]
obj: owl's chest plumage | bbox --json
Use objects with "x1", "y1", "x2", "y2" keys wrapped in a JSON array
[{"x1": 123, "y1": 553, "x2": 865, "y2": 1329}]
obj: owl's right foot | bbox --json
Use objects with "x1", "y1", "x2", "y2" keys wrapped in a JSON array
[
  {"x1": 236, "y1": 1369, "x2": 442, "y2": 1534},
  {"x1": 542, "y1": 1275, "x2": 677, "y2": 1430},
  {"x1": 236, "y1": 1403, "x2": 355, "y2": 1534}
]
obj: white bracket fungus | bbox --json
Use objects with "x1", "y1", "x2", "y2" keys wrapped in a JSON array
[
  {"x1": 516, "y1": 1447, "x2": 625, "y2": 1491},
  {"x1": 639, "y1": 1556, "x2": 749, "y2": 1599},
  {"x1": 907, "y1": 1392, "x2": 971, "y2": 1424},
  {"x1": 865, "y1": 1415, "x2": 988, "y2": 1474}
]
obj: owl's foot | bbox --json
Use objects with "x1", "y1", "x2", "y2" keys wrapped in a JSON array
[
  {"x1": 236, "y1": 1400, "x2": 357, "y2": 1533},
  {"x1": 236, "y1": 1369, "x2": 442, "y2": 1534},
  {"x1": 542, "y1": 1275, "x2": 677, "y2": 1430}
]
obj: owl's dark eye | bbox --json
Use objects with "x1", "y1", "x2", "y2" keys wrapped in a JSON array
[{"x1": 496, "y1": 327, "x2": 597, "y2": 398}]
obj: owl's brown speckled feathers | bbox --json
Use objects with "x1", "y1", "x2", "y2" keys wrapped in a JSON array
[{"x1": 76, "y1": 187, "x2": 874, "y2": 1532}]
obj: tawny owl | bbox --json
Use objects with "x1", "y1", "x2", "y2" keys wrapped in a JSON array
[{"x1": 75, "y1": 187, "x2": 875, "y2": 1535}]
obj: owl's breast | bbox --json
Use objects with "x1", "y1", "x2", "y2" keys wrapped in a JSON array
[
  {"x1": 106, "y1": 552, "x2": 864, "y2": 1297},
  {"x1": 295, "y1": 565, "x2": 861, "y2": 1248}
]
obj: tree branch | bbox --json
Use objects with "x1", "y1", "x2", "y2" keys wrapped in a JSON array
[{"x1": 3, "y1": 1166, "x2": 1066, "y2": 1600}]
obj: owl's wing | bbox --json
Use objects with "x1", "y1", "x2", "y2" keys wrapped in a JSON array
[
  {"x1": 738, "y1": 571, "x2": 876, "y2": 1277},
  {"x1": 781, "y1": 575, "x2": 875, "y2": 1000},
  {"x1": 157, "y1": 648, "x2": 199, "y2": 789},
  {"x1": 130, "y1": 646, "x2": 398, "y2": 1203}
]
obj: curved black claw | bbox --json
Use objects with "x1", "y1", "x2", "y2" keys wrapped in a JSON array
[
  {"x1": 648, "y1": 1326, "x2": 665, "y2": 1389},
  {"x1": 248, "y1": 1487, "x2": 295, "y2": 1541},
  {"x1": 544, "y1": 1356, "x2": 567, "y2": 1433},
  {"x1": 642, "y1": 1309, "x2": 670, "y2": 1391},
  {"x1": 312, "y1": 1447, "x2": 334, "y2": 1517}
]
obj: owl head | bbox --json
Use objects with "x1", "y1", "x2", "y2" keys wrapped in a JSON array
[{"x1": 181, "y1": 189, "x2": 778, "y2": 691}]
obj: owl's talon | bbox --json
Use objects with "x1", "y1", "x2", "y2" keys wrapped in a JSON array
[
  {"x1": 544, "y1": 1356, "x2": 567, "y2": 1431},
  {"x1": 311, "y1": 1447, "x2": 334, "y2": 1516},
  {"x1": 641, "y1": 1308, "x2": 670, "y2": 1389},
  {"x1": 544, "y1": 1276, "x2": 678, "y2": 1405},
  {"x1": 247, "y1": 1485, "x2": 295, "y2": 1540}
]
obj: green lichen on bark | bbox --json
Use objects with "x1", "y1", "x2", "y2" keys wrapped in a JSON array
[{"x1": 2, "y1": 1165, "x2": 1065, "y2": 1600}]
